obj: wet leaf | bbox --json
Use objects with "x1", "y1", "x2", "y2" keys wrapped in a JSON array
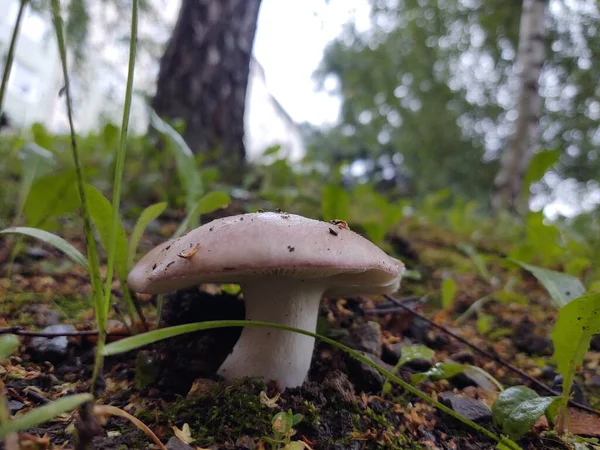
[
  {"x1": 511, "y1": 259, "x2": 585, "y2": 308},
  {"x1": 492, "y1": 386, "x2": 560, "y2": 439},
  {"x1": 0, "y1": 394, "x2": 93, "y2": 439},
  {"x1": 411, "y1": 362, "x2": 465, "y2": 384},
  {"x1": 397, "y1": 345, "x2": 435, "y2": 369},
  {"x1": 0, "y1": 227, "x2": 87, "y2": 268}
]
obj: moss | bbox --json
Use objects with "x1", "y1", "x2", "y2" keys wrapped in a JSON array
[{"x1": 140, "y1": 377, "x2": 274, "y2": 447}]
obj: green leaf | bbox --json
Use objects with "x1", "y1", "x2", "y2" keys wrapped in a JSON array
[
  {"x1": 442, "y1": 277, "x2": 457, "y2": 309},
  {"x1": 0, "y1": 227, "x2": 87, "y2": 268},
  {"x1": 15, "y1": 143, "x2": 56, "y2": 221},
  {"x1": 521, "y1": 149, "x2": 560, "y2": 196},
  {"x1": 24, "y1": 171, "x2": 79, "y2": 228},
  {"x1": 397, "y1": 345, "x2": 435, "y2": 369},
  {"x1": 551, "y1": 293, "x2": 600, "y2": 408},
  {"x1": 262, "y1": 145, "x2": 282, "y2": 157},
  {"x1": 174, "y1": 191, "x2": 231, "y2": 238},
  {"x1": 511, "y1": 259, "x2": 585, "y2": 308},
  {"x1": 128, "y1": 202, "x2": 167, "y2": 268},
  {"x1": 150, "y1": 110, "x2": 203, "y2": 214},
  {"x1": 84, "y1": 185, "x2": 129, "y2": 280},
  {"x1": 0, "y1": 393, "x2": 93, "y2": 439},
  {"x1": 459, "y1": 243, "x2": 491, "y2": 282},
  {"x1": 321, "y1": 185, "x2": 350, "y2": 222},
  {"x1": 502, "y1": 396, "x2": 561, "y2": 440},
  {"x1": 492, "y1": 386, "x2": 539, "y2": 427},
  {"x1": 411, "y1": 362, "x2": 465, "y2": 384},
  {"x1": 0, "y1": 335, "x2": 19, "y2": 361}
]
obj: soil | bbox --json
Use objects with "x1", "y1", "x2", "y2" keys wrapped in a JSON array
[{"x1": 1, "y1": 217, "x2": 600, "y2": 450}]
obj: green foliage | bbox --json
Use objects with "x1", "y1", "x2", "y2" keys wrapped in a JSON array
[
  {"x1": 0, "y1": 335, "x2": 20, "y2": 362},
  {"x1": 264, "y1": 409, "x2": 305, "y2": 450},
  {"x1": 321, "y1": 185, "x2": 350, "y2": 222},
  {"x1": 174, "y1": 191, "x2": 231, "y2": 238},
  {"x1": 0, "y1": 227, "x2": 88, "y2": 268},
  {"x1": 441, "y1": 277, "x2": 457, "y2": 309},
  {"x1": 128, "y1": 202, "x2": 167, "y2": 268},
  {"x1": 551, "y1": 293, "x2": 600, "y2": 423},
  {"x1": 492, "y1": 386, "x2": 560, "y2": 441},
  {"x1": 511, "y1": 260, "x2": 586, "y2": 308},
  {"x1": 382, "y1": 344, "x2": 435, "y2": 396}
]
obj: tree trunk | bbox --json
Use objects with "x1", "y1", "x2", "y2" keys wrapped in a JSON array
[
  {"x1": 492, "y1": 0, "x2": 547, "y2": 214},
  {"x1": 152, "y1": 0, "x2": 262, "y2": 174}
]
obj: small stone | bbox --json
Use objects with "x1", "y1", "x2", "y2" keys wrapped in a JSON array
[
  {"x1": 166, "y1": 437, "x2": 195, "y2": 450},
  {"x1": 345, "y1": 351, "x2": 393, "y2": 392},
  {"x1": 591, "y1": 334, "x2": 600, "y2": 352},
  {"x1": 450, "y1": 351, "x2": 475, "y2": 365},
  {"x1": 340, "y1": 321, "x2": 382, "y2": 357},
  {"x1": 9, "y1": 400, "x2": 25, "y2": 414},
  {"x1": 438, "y1": 392, "x2": 492, "y2": 422},
  {"x1": 30, "y1": 324, "x2": 75, "y2": 362},
  {"x1": 552, "y1": 375, "x2": 588, "y2": 405},
  {"x1": 235, "y1": 435, "x2": 255, "y2": 449},
  {"x1": 383, "y1": 342, "x2": 432, "y2": 372},
  {"x1": 540, "y1": 366, "x2": 557, "y2": 381}
]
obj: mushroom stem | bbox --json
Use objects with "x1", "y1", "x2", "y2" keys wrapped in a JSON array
[{"x1": 217, "y1": 277, "x2": 325, "y2": 390}]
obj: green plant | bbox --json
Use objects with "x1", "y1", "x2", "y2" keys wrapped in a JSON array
[
  {"x1": 263, "y1": 409, "x2": 307, "y2": 450},
  {"x1": 101, "y1": 320, "x2": 521, "y2": 449}
]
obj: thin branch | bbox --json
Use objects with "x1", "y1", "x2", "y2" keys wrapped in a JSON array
[
  {"x1": 374, "y1": 294, "x2": 600, "y2": 417},
  {"x1": 0, "y1": 327, "x2": 130, "y2": 338}
]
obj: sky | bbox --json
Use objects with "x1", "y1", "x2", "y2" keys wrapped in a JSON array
[{"x1": 252, "y1": 0, "x2": 370, "y2": 126}]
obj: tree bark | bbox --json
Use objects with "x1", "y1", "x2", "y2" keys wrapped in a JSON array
[
  {"x1": 152, "y1": 0, "x2": 262, "y2": 174},
  {"x1": 492, "y1": 0, "x2": 547, "y2": 214}
]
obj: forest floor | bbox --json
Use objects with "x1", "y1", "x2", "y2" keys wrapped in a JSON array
[{"x1": 1, "y1": 211, "x2": 600, "y2": 450}]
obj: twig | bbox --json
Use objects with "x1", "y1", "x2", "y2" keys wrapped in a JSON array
[
  {"x1": 0, "y1": 327, "x2": 130, "y2": 338},
  {"x1": 375, "y1": 294, "x2": 600, "y2": 417}
]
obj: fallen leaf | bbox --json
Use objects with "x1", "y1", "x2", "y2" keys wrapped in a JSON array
[
  {"x1": 172, "y1": 423, "x2": 195, "y2": 444},
  {"x1": 259, "y1": 390, "x2": 280, "y2": 408}
]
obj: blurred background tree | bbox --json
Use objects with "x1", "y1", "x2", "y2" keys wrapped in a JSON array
[{"x1": 305, "y1": 0, "x2": 600, "y2": 209}]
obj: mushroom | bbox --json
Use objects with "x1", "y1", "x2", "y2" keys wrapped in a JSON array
[{"x1": 128, "y1": 212, "x2": 405, "y2": 390}]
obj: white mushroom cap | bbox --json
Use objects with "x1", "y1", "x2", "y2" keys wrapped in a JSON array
[
  {"x1": 128, "y1": 212, "x2": 405, "y2": 390},
  {"x1": 128, "y1": 212, "x2": 404, "y2": 294}
]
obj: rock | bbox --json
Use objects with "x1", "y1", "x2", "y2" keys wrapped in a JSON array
[
  {"x1": 166, "y1": 437, "x2": 195, "y2": 450},
  {"x1": 9, "y1": 400, "x2": 24, "y2": 414},
  {"x1": 345, "y1": 351, "x2": 392, "y2": 393},
  {"x1": 551, "y1": 375, "x2": 588, "y2": 405},
  {"x1": 340, "y1": 322, "x2": 382, "y2": 357},
  {"x1": 438, "y1": 392, "x2": 492, "y2": 423},
  {"x1": 323, "y1": 370, "x2": 355, "y2": 403},
  {"x1": 591, "y1": 334, "x2": 600, "y2": 351},
  {"x1": 30, "y1": 324, "x2": 75, "y2": 362},
  {"x1": 540, "y1": 366, "x2": 557, "y2": 381},
  {"x1": 450, "y1": 351, "x2": 475, "y2": 365},
  {"x1": 513, "y1": 317, "x2": 553, "y2": 356}
]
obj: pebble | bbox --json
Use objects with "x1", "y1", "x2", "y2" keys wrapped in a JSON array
[
  {"x1": 438, "y1": 392, "x2": 492, "y2": 422},
  {"x1": 345, "y1": 351, "x2": 393, "y2": 392},
  {"x1": 165, "y1": 437, "x2": 195, "y2": 450},
  {"x1": 340, "y1": 321, "x2": 382, "y2": 357},
  {"x1": 30, "y1": 324, "x2": 75, "y2": 361}
]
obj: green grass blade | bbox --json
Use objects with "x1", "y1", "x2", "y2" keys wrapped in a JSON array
[
  {"x1": 0, "y1": 227, "x2": 88, "y2": 268},
  {"x1": 104, "y1": 0, "x2": 139, "y2": 321},
  {"x1": 0, "y1": 393, "x2": 93, "y2": 439},
  {"x1": 50, "y1": 0, "x2": 106, "y2": 389},
  {"x1": 0, "y1": 335, "x2": 20, "y2": 362},
  {"x1": 0, "y1": 0, "x2": 27, "y2": 112},
  {"x1": 103, "y1": 320, "x2": 516, "y2": 447},
  {"x1": 128, "y1": 202, "x2": 167, "y2": 268}
]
